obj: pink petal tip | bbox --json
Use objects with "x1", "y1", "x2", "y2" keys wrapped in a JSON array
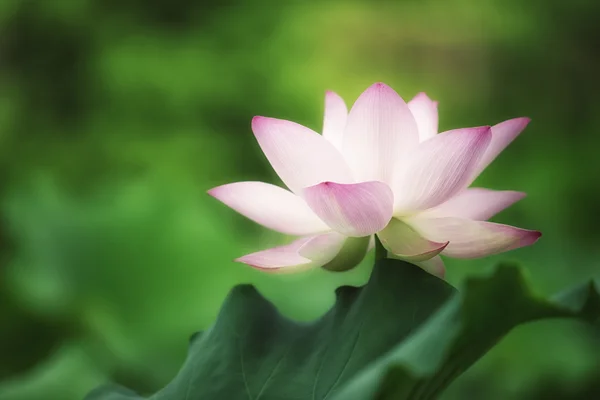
[{"x1": 520, "y1": 230, "x2": 542, "y2": 246}]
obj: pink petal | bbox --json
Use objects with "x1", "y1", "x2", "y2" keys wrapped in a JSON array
[
  {"x1": 235, "y1": 232, "x2": 346, "y2": 273},
  {"x1": 303, "y1": 181, "x2": 394, "y2": 237},
  {"x1": 421, "y1": 188, "x2": 526, "y2": 221},
  {"x1": 322, "y1": 91, "x2": 348, "y2": 150},
  {"x1": 406, "y1": 216, "x2": 542, "y2": 259},
  {"x1": 252, "y1": 116, "x2": 354, "y2": 193},
  {"x1": 392, "y1": 126, "x2": 492, "y2": 213},
  {"x1": 342, "y1": 83, "x2": 419, "y2": 184},
  {"x1": 408, "y1": 92, "x2": 439, "y2": 142},
  {"x1": 377, "y1": 218, "x2": 448, "y2": 261},
  {"x1": 208, "y1": 181, "x2": 330, "y2": 235},
  {"x1": 471, "y1": 117, "x2": 531, "y2": 182}
]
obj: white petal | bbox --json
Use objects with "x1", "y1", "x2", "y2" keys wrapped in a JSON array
[
  {"x1": 367, "y1": 235, "x2": 375, "y2": 251},
  {"x1": 421, "y1": 188, "x2": 526, "y2": 221},
  {"x1": 408, "y1": 92, "x2": 439, "y2": 142},
  {"x1": 377, "y1": 218, "x2": 448, "y2": 261},
  {"x1": 415, "y1": 256, "x2": 446, "y2": 278},
  {"x1": 392, "y1": 126, "x2": 492, "y2": 213},
  {"x1": 322, "y1": 91, "x2": 348, "y2": 150},
  {"x1": 208, "y1": 181, "x2": 330, "y2": 235},
  {"x1": 252, "y1": 116, "x2": 354, "y2": 193},
  {"x1": 303, "y1": 181, "x2": 394, "y2": 237},
  {"x1": 406, "y1": 216, "x2": 542, "y2": 259},
  {"x1": 236, "y1": 232, "x2": 346, "y2": 273},
  {"x1": 470, "y1": 117, "x2": 531, "y2": 183},
  {"x1": 389, "y1": 253, "x2": 447, "y2": 278},
  {"x1": 342, "y1": 83, "x2": 419, "y2": 184}
]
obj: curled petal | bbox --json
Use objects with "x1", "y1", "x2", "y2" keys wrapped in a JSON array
[
  {"x1": 408, "y1": 92, "x2": 439, "y2": 142},
  {"x1": 208, "y1": 181, "x2": 330, "y2": 235},
  {"x1": 422, "y1": 188, "x2": 526, "y2": 221},
  {"x1": 377, "y1": 218, "x2": 448, "y2": 261},
  {"x1": 236, "y1": 232, "x2": 346, "y2": 273},
  {"x1": 342, "y1": 83, "x2": 419, "y2": 184},
  {"x1": 309, "y1": 236, "x2": 370, "y2": 272},
  {"x1": 303, "y1": 181, "x2": 394, "y2": 237},
  {"x1": 393, "y1": 126, "x2": 492, "y2": 213},
  {"x1": 471, "y1": 117, "x2": 531, "y2": 182},
  {"x1": 406, "y1": 216, "x2": 541, "y2": 259},
  {"x1": 322, "y1": 91, "x2": 348, "y2": 150},
  {"x1": 252, "y1": 116, "x2": 354, "y2": 193}
]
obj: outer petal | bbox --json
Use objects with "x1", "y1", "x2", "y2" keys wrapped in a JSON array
[
  {"x1": 406, "y1": 216, "x2": 541, "y2": 259},
  {"x1": 390, "y1": 253, "x2": 446, "y2": 278},
  {"x1": 303, "y1": 181, "x2": 394, "y2": 237},
  {"x1": 322, "y1": 91, "x2": 348, "y2": 150},
  {"x1": 392, "y1": 126, "x2": 492, "y2": 213},
  {"x1": 252, "y1": 116, "x2": 354, "y2": 193},
  {"x1": 342, "y1": 83, "x2": 419, "y2": 184},
  {"x1": 208, "y1": 181, "x2": 330, "y2": 235},
  {"x1": 377, "y1": 218, "x2": 448, "y2": 262},
  {"x1": 421, "y1": 188, "x2": 526, "y2": 221},
  {"x1": 408, "y1": 92, "x2": 439, "y2": 142},
  {"x1": 236, "y1": 232, "x2": 346, "y2": 273},
  {"x1": 470, "y1": 117, "x2": 531, "y2": 182},
  {"x1": 415, "y1": 256, "x2": 446, "y2": 278}
]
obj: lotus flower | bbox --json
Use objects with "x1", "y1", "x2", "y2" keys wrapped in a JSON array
[{"x1": 209, "y1": 83, "x2": 540, "y2": 276}]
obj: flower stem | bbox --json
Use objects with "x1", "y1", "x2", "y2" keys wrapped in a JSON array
[{"x1": 374, "y1": 235, "x2": 387, "y2": 262}]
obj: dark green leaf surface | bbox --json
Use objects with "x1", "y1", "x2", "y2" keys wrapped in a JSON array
[
  {"x1": 333, "y1": 265, "x2": 600, "y2": 400},
  {"x1": 87, "y1": 258, "x2": 455, "y2": 400},
  {"x1": 87, "y1": 260, "x2": 600, "y2": 400}
]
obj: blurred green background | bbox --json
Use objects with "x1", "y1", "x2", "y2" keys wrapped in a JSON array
[{"x1": 0, "y1": 0, "x2": 599, "y2": 399}]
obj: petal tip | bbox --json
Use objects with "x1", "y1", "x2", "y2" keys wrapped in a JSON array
[
  {"x1": 234, "y1": 255, "x2": 252, "y2": 266},
  {"x1": 521, "y1": 230, "x2": 542, "y2": 246},
  {"x1": 234, "y1": 255, "x2": 277, "y2": 272},
  {"x1": 251, "y1": 115, "x2": 270, "y2": 130},
  {"x1": 423, "y1": 241, "x2": 450, "y2": 259},
  {"x1": 304, "y1": 181, "x2": 330, "y2": 192},
  {"x1": 494, "y1": 116, "x2": 531, "y2": 132},
  {"x1": 514, "y1": 191, "x2": 528, "y2": 200},
  {"x1": 518, "y1": 117, "x2": 532, "y2": 130},
  {"x1": 206, "y1": 185, "x2": 223, "y2": 198},
  {"x1": 515, "y1": 116, "x2": 532, "y2": 126},
  {"x1": 369, "y1": 82, "x2": 394, "y2": 92},
  {"x1": 413, "y1": 92, "x2": 436, "y2": 102}
]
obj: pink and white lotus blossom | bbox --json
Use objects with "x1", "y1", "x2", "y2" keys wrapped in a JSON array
[{"x1": 209, "y1": 83, "x2": 540, "y2": 276}]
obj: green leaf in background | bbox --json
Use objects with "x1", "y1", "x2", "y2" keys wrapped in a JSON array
[{"x1": 86, "y1": 259, "x2": 600, "y2": 400}]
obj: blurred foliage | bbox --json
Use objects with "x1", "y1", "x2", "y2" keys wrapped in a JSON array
[{"x1": 0, "y1": 0, "x2": 598, "y2": 399}]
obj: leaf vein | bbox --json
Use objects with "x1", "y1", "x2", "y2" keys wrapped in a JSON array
[
  {"x1": 239, "y1": 338, "x2": 253, "y2": 400},
  {"x1": 322, "y1": 324, "x2": 363, "y2": 400}
]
